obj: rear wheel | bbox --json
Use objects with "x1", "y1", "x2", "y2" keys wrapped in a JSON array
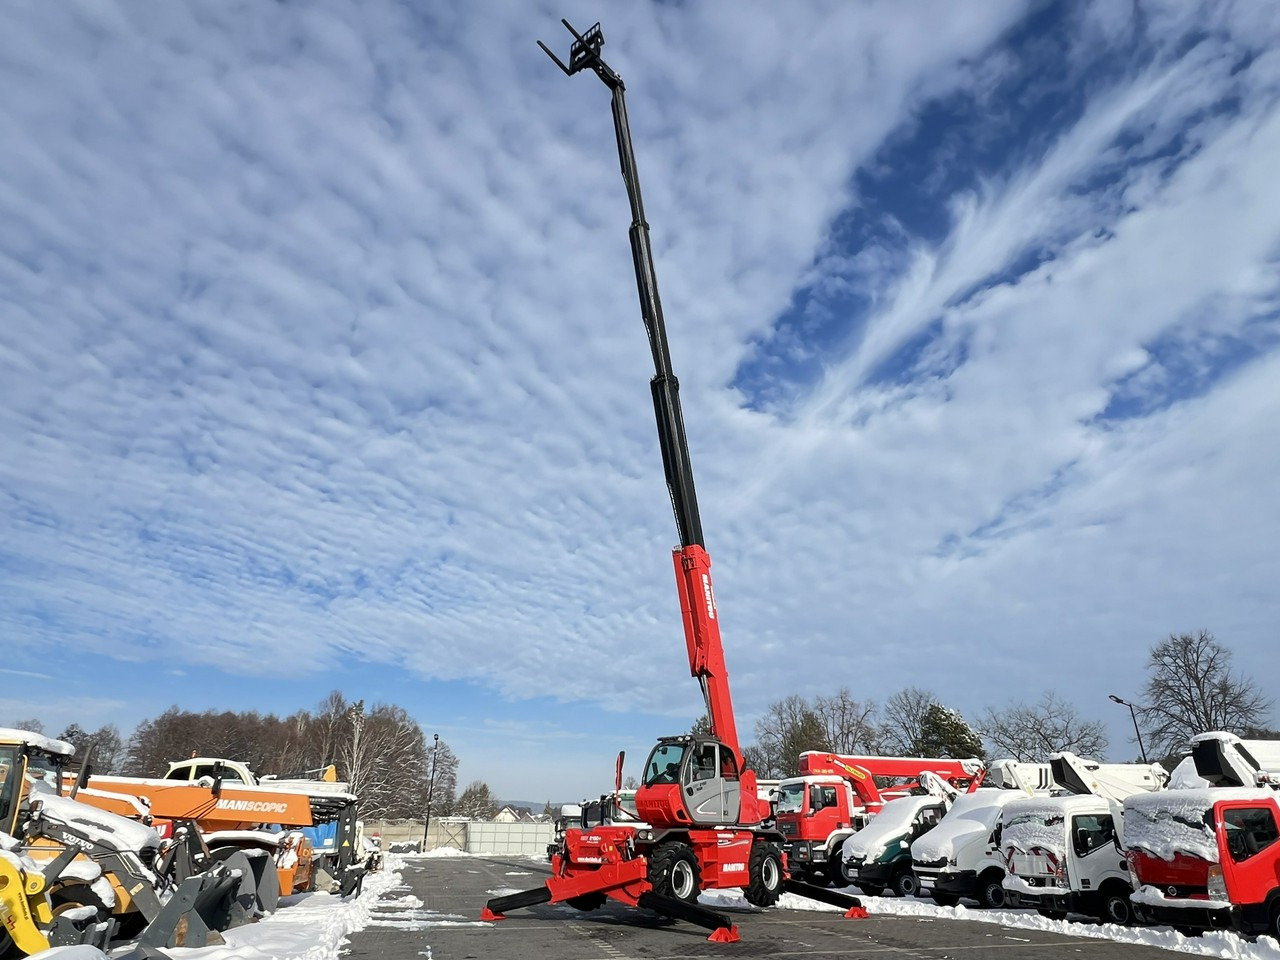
[
  {"x1": 892, "y1": 869, "x2": 919, "y2": 899},
  {"x1": 744, "y1": 842, "x2": 783, "y2": 907},
  {"x1": 1268, "y1": 902, "x2": 1280, "y2": 941},
  {"x1": 647, "y1": 842, "x2": 701, "y2": 904},
  {"x1": 975, "y1": 871, "x2": 1007, "y2": 909},
  {"x1": 1099, "y1": 886, "x2": 1133, "y2": 926}
]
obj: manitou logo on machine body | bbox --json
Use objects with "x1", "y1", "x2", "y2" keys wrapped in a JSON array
[{"x1": 702, "y1": 574, "x2": 716, "y2": 620}]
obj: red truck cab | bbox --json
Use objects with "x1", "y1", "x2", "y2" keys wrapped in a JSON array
[{"x1": 1124, "y1": 787, "x2": 1280, "y2": 938}]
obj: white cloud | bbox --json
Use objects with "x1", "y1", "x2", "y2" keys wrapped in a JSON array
[{"x1": 1, "y1": 1, "x2": 1277, "y2": 798}]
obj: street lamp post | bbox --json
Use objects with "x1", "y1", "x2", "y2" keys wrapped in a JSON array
[
  {"x1": 423, "y1": 733, "x2": 440, "y2": 850},
  {"x1": 1108, "y1": 695, "x2": 1149, "y2": 764}
]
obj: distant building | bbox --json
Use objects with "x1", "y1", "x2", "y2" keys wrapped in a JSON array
[{"x1": 493, "y1": 805, "x2": 536, "y2": 823}]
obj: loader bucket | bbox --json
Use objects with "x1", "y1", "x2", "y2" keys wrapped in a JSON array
[
  {"x1": 210, "y1": 846, "x2": 279, "y2": 917},
  {"x1": 137, "y1": 868, "x2": 239, "y2": 949}
]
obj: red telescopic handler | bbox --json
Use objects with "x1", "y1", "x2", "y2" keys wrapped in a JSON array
[{"x1": 480, "y1": 21, "x2": 867, "y2": 942}]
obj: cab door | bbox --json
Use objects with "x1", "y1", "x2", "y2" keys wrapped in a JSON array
[
  {"x1": 683, "y1": 741, "x2": 738, "y2": 825},
  {"x1": 1216, "y1": 800, "x2": 1280, "y2": 908},
  {"x1": 1069, "y1": 812, "x2": 1123, "y2": 893}
]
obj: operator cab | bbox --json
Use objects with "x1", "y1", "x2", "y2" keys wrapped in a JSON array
[
  {"x1": 636, "y1": 735, "x2": 742, "y2": 826},
  {"x1": 0, "y1": 730, "x2": 74, "y2": 834}
]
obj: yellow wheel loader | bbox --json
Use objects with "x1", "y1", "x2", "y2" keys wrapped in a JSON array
[{"x1": 0, "y1": 729, "x2": 251, "y2": 956}]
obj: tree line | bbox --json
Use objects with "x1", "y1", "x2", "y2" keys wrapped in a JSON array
[
  {"x1": 13, "y1": 631, "x2": 1271, "y2": 813},
  {"x1": 733, "y1": 630, "x2": 1273, "y2": 777},
  {"x1": 12, "y1": 690, "x2": 501, "y2": 821}
]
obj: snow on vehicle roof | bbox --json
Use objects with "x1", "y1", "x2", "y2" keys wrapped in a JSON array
[
  {"x1": 0, "y1": 727, "x2": 75, "y2": 756},
  {"x1": 1001, "y1": 795, "x2": 1107, "y2": 859},
  {"x1": 1123, "y1": 787, "x2": 1272, "y2": 862},
  {"x1": 911, "y1": 790, "x2": 1022, "y2": 862},
  {"x1": 846, "y1": 795, "x2": 936, "y2": 861}
]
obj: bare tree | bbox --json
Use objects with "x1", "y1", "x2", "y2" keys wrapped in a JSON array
[
  {"x1": 1140, "y1": 631, "x2": 1273, "y2": 759},
  {"x1": 878, "y1": 687, "x2": 936, "y2": 755},
  {"x1": 979, "y1": 691, "x2": 1109, "y2": 762},
  {"x1": 340, "y1": 701, "x2": 429, "y2": 820},
  {"x1": 751, "y1": 695, "x2": 830, "y2": 778},
  {"x1": 813, "y1": 689, "x2": 880, "y2": 754}
]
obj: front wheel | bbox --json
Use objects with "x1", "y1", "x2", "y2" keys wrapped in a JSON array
[
  {"x1": 827, "y1": 856, "x2": 855, "y2": 888},
  {"x1": 647, "y1": 842, "x2": 701, "y2": 904},
  {"x1": 1099, "y1": 888, "x2": 1133, "y2": 926},
  {"x1": 975, "y1": 871, "x2": 1007, "y2": 909},
  {"x1": 892, "y1": 869, "x2": 919, "y2": 899},
  {"x1": 744, "y1": 842, "x2": 783, "y2": 907}
]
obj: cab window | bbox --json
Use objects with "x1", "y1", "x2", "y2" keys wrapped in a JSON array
[
  {"x1": 644, "y1": 743, "x2": 686, "y2": 786},
  {"x1": 688, "y1": 743, "x2": 718, "y2": 783},
  {"x1": 811, "y1": 785, "x2": 838, "y2": 812},
  {"x1": 1222, "y1": 807, "x2": 1280, "y2": 862},
  {"x1": 719, "y1": 748, "x2": 739, "y2": 781},
  {"x1": 913, "y1": 804, "x2": 946, "y2": 838},
  {"x1": 1072, "y1": 814, "x2": 1115, "y2": 857}
]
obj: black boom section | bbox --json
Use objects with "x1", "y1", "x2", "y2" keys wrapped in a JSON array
[
  {"x1": 485, "y1": 885, "x2": 553, "y2": 915},
  {"x1": 785, "y1": 877, "x2": 865, "y2": 911}
]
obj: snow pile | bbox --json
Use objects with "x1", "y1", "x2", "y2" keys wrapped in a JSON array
[
  {"x1": 845, "y1": 796, "x2": 929, "y2": 862},
  {"x1": 175, "y1": 854, "x2": 406, "y2": 960},
  {"x1": 699, "y1": 887, "x2": 1280, "y2": 958}
]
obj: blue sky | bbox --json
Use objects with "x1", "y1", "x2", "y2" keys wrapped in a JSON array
[{"x1": 3, "y1": 1, "x2": 1278, "y2": 803}]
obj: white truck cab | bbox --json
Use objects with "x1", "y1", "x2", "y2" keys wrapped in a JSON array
[
  {"x1": 1000, "y1": 753, "x2": 1167, "y2": 925},
  {"x1": 911, "y1": 788, "x2": 1028, "y2": 907}
]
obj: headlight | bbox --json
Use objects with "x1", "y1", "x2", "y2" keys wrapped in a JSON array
[{"x1": 1206, "y1": 864, "x2": 1226, "y2": 899}]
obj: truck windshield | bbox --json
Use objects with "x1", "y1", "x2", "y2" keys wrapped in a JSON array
[
  {"x1": 776, "y1": 782, "x2": 806, "y2": 815},
  {"x1": 643, "y1": 742, "x2": 687, "y2": 786},
  {"x1": 1125, "y1": 791, "x2": 1218, "y2": 862}
]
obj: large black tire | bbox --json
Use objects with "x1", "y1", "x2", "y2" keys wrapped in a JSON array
[
  {"x1": 1268, "y1": 901, "x2": 1280, "y2": 941},
  {"x1": 931, "y1": 891, "x2": 960, "y2": 907},
  {"x1": 647, "y1": 842, "x2": 701, "y2": 904},
  {"x1": 1098, "y1": 885, "x2": 1133, "y2": 926},
  {"x1": 566, "y1": 892, "x2": 607, "y2": 911},
  {"x1": 744, "y1": 842, "x2": 784, "y2": 907},
  {"x1": 827, "y1": 856, "x2": 855, "y2": 888},
  {"x1": 892, "y1": 869, "x2": 920, "y2": 899},
  {"x1": 975, "y1": 871, "x2": 1007, "y2": 909}
]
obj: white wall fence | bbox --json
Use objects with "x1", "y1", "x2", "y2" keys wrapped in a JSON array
[{"x1": 363, "y1": 819, "x2": 553, "y2": 857}]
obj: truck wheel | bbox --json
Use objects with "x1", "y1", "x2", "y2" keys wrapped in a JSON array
[
  {"x1": 647, "y1": 842, "x2": 701, "y2": 904},
  {"x1": 744, "y1": 842, "x2": 784, "y2": 907},
  {"x1": 930, "y1": 892, "x2": 960, "y2": 907},
  {"x1": 858, "y1": 883, "x2": 885, "y2": 897},
  {"x1": 1269, "y1": 901, "x2": 1280, "y2": 941},
  {"x1": 1037, "y1": 907, "x2": 1068, "y2": 921},
  {"x1": 827, "y1": 856, "x2": 854, "y2": 888},
  {"x1": 975, "y1": 871, "x2": 1007, "y2": 909},
  {"x1": 567, "y1": 892, "x2": 607, "y2": 911},
  {"x1": 892, "y1": 870, "x2": 919, "y2": 899},
  {"x1": 1099, "y1": 886, "x2": 1133, "y2": 926}
]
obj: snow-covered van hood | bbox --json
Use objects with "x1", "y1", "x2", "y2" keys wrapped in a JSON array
[
  {"x1": 845, "y1": 796, "x2": 932, "y2": 862},
  {"x1": 1122, "y1": 786, "x2": 1270, "y2": 862},
  {"x1": 912, "y1": 789, "x2": 1019, "y2": 863},
  {"x1": 1001, "y1": 795, "x2": 1105, "y2": 859}
]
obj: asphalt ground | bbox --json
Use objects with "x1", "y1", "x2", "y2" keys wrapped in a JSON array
[{"x1": 343, "y1": 856, "x2": 1191, "y2": 960}]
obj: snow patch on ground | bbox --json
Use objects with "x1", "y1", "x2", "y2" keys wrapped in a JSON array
[{"x1": 698, "y1": 888, "x2": 1280, "y2": 958}]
